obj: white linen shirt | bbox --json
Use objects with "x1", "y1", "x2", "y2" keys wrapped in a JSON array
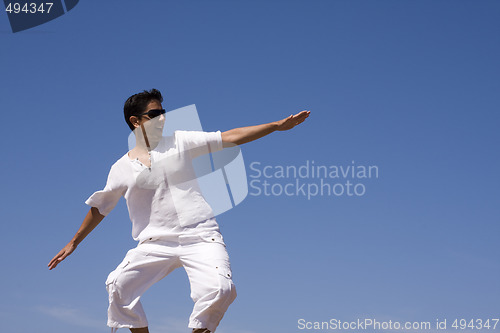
[{"x1": 85, "y1": 130, "x2": 224, "y2": 243}]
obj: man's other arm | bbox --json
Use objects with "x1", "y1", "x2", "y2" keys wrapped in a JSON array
[{"x1": 48, "y1": 207, "x2": 105, "y2": 270}]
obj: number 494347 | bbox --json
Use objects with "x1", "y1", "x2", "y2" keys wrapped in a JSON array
[
  {"x1": 5, "y1": 2, "x2": 54, "y2": 14},
  {"x1": 452, "y1": 319, "x2": 499, "y2": 330}
]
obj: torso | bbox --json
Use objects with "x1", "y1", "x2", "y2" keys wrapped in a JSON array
[{"x1": 103, "y1": 131, "x2": 223, "y2": 242}]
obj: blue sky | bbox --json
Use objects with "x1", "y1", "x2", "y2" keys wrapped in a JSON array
[{"x1": 1, "y1": 1, "x2": 499, "y2": 332}]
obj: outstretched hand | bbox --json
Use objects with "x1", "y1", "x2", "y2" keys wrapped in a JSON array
[
  {"x1": 48, "y1": 242, "x2": 77, "y2": 270},
  {"x1": 275, "y1": 110, "x2": 310, "y2": 131}
]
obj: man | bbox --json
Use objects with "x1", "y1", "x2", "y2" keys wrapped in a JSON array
[{"x1": 48, "y1": 89, "x2": 310, "y2": 333}]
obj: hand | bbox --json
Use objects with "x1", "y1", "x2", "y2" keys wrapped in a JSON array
[
  {"x1": 48, "y1": 242, "x2": 77, "y2": 270},
  {"x1": 275, "y1": 110, "x2": 310, "y2": 131}
]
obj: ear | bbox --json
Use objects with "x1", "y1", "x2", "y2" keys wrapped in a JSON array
[{"x1": 129, "y1": 115, "x2": 141, "y2": 129}]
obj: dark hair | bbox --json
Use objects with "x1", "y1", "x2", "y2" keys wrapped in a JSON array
[{"x1": 124, "y1": 88, "x2": 164, "y2": 131}]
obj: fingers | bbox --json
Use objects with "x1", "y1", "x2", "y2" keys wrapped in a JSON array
[
  {"x1": 49, "y1": 256, "x2": 65, "y2": 270},
  {"x1": 48, "y1": 250, "x2": 68, "y2": 270},
  {"x1": 294, "y1": 110, "x2": 310, "y2": 118},
  {"x1": 277, "y1": 110, "x2": 310, "y2": 131},
  {"x1": 48, "y1": 257, "x2": 60, "y2": 270},
  {"x1": 289, "y1": 111, "x2": 310, "y2": 123},
  {"x1": 48, "y1": 259, "x2": 59, "y2": 270},
  {"x1": 291, "y1": 110, "x2": 310, "y2": 126},
  {"x1": 48, "y1": 254, "x2": 62, "y2": 270}
]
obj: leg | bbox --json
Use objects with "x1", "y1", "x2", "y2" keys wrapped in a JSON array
[
  {"x1": 182, "y1": 241, "x2": 237, "y2": 333},
  {"x1": 107, "y1": 246, "x2": 182, "y2": 330}
]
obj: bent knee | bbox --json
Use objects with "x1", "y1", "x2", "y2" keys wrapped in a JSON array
[
  {"x1": 228, "y1": 282, "x2": 237, "y2": 303},
  {"x1": 218, "y1": 278, "x2": 237, "y2": 304}
]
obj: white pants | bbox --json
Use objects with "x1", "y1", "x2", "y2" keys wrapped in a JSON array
[{"x1": 106, "y1": 233, "x2": 237, "y2": 332}]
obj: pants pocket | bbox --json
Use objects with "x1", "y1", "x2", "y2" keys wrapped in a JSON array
[
  {"x1": 214, "y1": 262, "x2": 237, "y2": 311},
  {"x1": 199, "y1": 232, "x2": 226, "y2": 247},
  {"x1": 105, "y1": 258, "x2": 130, "y2": 286},
  {"x1": 215, "y1": 263, "x2": 233, "y2": 280}
]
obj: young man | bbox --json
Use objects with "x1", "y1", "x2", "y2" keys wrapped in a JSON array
[{"x1": 48, "y1": 89, "x2": 310, "y2": 333}]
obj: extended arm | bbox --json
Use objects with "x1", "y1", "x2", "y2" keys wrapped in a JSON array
[
  {"x1": 221, "y1": 110, "x2": 310, "y2": 146},
  {"x1": 48, "y1": 207, "x2": 105, "y2": 270}
]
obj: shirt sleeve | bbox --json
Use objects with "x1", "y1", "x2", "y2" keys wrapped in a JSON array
[
  {"x1": 175, "y1": 130, "x2": 223, "y2": 158},
  {"x1": 84, "y1": 164, "x2": 125, "y2": 216}
]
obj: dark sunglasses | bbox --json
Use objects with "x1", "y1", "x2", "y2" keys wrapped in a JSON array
[{"x1": 138, "y1": 109, "x2": 166, "y2": 119}]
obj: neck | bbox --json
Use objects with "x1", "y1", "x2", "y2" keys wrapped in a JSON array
[{"x1": 133, "y1": 127, "x2": 152, "y2": 151}]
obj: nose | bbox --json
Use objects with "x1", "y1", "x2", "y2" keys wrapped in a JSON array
[{"x1": 156, "y1": 114, "x2": 166, "y2": 129}]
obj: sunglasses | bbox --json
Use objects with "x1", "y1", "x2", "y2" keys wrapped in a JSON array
[{"x1": 138, "y1": 109, "x2": 166, "y2": 119}]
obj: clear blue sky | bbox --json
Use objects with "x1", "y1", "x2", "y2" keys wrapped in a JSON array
[{"x1": 1, "y1": 1, "x2": 499, "y2": 333}]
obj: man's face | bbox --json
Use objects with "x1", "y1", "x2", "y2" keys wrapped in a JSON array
[{"x1": 132, "y1": 99, "x2": 165, "y2": 145}]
